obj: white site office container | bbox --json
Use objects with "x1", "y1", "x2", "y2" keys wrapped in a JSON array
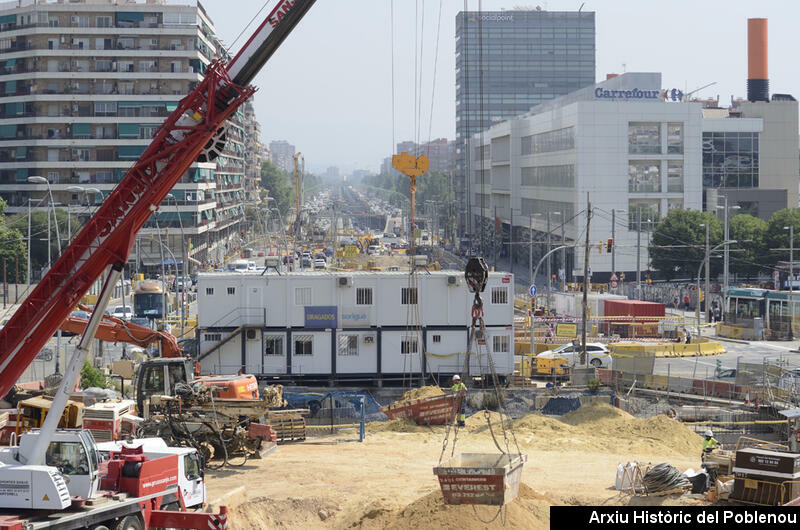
[{"x1": 196, "y1": 271, "x2": 515, "y2": 382}]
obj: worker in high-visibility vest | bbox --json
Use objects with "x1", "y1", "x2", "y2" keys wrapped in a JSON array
[
  {"x1": 451, "y1": 375, "x2": 467, "y2": 428},
  {"x1": 702, "y1": 429, "x2": 720, "y2": 461}
]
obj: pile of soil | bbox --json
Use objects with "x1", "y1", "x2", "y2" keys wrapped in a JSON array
[
  {"x1": 396, "y1": 385, "x2": 445, "y2": 403},
  {"x1": 350, "y1": 484, "x2": 553, "y2": 529},
  {"x1": 505, "y1": 402, "x2": 702, "y2": 456},
  {"x1": 465, "y1": 410, "x2": 511, "y2": 432},
  {"x1": 366, "y1": 418, "x2": 437, "y2": 434},
  {"x1": 230, "y1": 496, "x2": 339, "y2": 528}
]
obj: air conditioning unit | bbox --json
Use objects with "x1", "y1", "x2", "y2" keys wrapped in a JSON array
[
  {"x1": 363, "y1": 335, "x2": 374, "y2": 344},
  {"x1": 338, "y1": 276, "x2": 352, "y2": 287},
  {"x1": 246, "y1": 329, "x2": 257, "y2": 340},
  {"x1": 447, "y1": 275, "x2": 460, "y2": 286}
]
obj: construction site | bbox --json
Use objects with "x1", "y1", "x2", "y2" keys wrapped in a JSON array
[{"x1": 2, "y1": 1, "x2": 800, "y2": 529}]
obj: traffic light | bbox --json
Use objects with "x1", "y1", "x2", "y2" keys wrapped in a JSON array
[{"x1": 607, "y1": 238, "x2": 613, "y2": 253}]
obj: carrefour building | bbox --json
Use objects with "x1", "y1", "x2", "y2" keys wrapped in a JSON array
[{"x1": 468, "y1": 72, "x2": 797, "y2": 283}]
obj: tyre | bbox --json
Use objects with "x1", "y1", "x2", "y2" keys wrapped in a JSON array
[
  {"x1": 90, "y1": 526, "x2": 111, "y2": 530},
  {"x1": 114, "y1": 515, "x2": 143, "y2": 530},
  {"x1": 590, "y1": 358, "x2": 602, "y2": 368}
]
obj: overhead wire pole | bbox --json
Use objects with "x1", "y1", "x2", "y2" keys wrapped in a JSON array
[
  {"x1": 636, "y1": 206, "x2": 642, "y2": 299},
  {"x1": 581, "y1": 195, "x2": 591, "y2": 366}
]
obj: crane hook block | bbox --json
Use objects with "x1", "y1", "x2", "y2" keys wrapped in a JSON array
[{"x1": 465, "y1": 257, "x2": 489, "y2": 293}]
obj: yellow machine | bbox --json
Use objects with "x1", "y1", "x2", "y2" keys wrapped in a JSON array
[
  {"x1": 535, "y1": 356, "x2": 570, "y2": 376},
  {"x1": 15, "y1": 396, "x2": 84, "y2": 436}
]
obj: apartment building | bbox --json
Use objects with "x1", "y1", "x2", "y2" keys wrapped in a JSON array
[{"x1": 0, "y1": 0, "x2": 252, "y2": 273}]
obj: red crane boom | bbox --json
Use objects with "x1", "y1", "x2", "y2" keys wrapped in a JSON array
[{"x1": 0, "y1": 0, "x2": 316, "y2": 398}]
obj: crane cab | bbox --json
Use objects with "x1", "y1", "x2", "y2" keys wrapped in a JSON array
[{"x1": 0, "y1": 429, "x2": 100, "y2": 507}]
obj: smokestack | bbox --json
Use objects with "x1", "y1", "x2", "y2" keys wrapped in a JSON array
[{"x1": 747, "y1": 18, "x2": 768, "y2": 102}]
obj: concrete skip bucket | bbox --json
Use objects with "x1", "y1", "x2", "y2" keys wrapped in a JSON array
[{"x1": 433, "y1": 453, "x2": 527, "y2": 505}]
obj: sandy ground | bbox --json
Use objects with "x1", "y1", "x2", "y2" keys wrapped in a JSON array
[{"x1": 206, "y1": 403, "x2": 708, "y2": 529}]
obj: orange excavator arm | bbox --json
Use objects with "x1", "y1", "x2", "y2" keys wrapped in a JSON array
[{"x1": 59, "y1": 310, "x2": 183, "y2": 358}]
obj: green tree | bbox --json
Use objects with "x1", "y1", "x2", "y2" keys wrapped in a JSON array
[
  {"x1": 650, "y1": 209, "x2": 723, "y2": 278},
  {"x1": 0, "y1": 197, "x2": 26, "y2": 282},
  {"x1": 80, "y1": 359, "x2": 108, "y2": 389},
  {"x1": 8, "y1": 208, "x2": 79, "y2": 274},
  {"x1": 764, "y1": 208, "x2": 800, "y2": 270},
  {"x1": 728, "y1": 214, "x2": 768, "y2": 277},
  {"x1": 260, "y1": 159, "x2": 292, "y2": 216}
]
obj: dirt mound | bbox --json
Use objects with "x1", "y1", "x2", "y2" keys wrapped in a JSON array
[
  {"x1": 350, "y1": 483, "x2": 553, "y2": 529},
  {"x1": 366, "y1": 418, "x2": 438, "y2": 434},
  {"x1": 491, "y1": 405, "x2": 702, "y2": 456},
  {"x1": 561, "y1": 400, "x2": 633, "y2": 425},
  {"x1": 397, "y1": 385, "x2": 445, "y2": 403},
  {"x1": 229, "y1": 496, "x2": 339, "y2": 528},
  {"x1": 465, "y1": 410, "x2": 510, "y2": 432}
]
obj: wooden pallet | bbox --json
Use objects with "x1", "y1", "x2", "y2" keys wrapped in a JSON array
[{"x1": 267, "y1": 413, "x2": 306, "y2": 443}]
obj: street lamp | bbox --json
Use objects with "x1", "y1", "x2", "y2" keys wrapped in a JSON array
[
  {"x1": 716, "y1": 198, "x2": 740, "y2": 308},
  {"x1": 28, "y1": 176, "x2": 61, "y2": 261},
  {"x1": 165, "y1": 194, "x2": 187, "y2": 338},
  {"x1": 546, "y1": 211, "x2": 562, "y2": 310},
  {"x1": 786, "y1": 226, "x2": 794, "y2": 336},
  {"x1": 696, "y1": 240, "x2": 737, "y2": 334},
  {"x1": 66, "y1": 186, "x2": 101, "y2": 244}
]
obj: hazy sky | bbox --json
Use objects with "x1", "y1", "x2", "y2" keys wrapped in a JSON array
[{"x1": 199, "y1": 0, "x2": 800, "y2": 174}]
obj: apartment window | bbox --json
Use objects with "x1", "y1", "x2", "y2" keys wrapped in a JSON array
[
  {"x1": 628, "y1": 122, "x2": 661, "y2": 154},
  {"x1": 493, "y1": 335, "x2": 509, "y2": 353},
  {"x1": 0, "y1": 39, "x2": 10, "y2": 51},
  {"x1": 628, "y1": 161, "x2": 661, "y2": 193},
  {"x1": 491, "y1": 287, "x2": 508, "y2": 305},
  {"x1": 338, "y1": 335, "x2": 358, "y2": 356},
  {"x1": 432, "y1": 334, "x2": 441, "y2": 343},
  {"x1": 401, "y1": 287, "x2": 418, "y2": 305},
  {"x1": 356, "y1": 287, "x2": 373, "y2": 305},
  {"x1": 71, "y1": 15, "x2": 89, "y2": 27},
  {"x1": 226, "y1": 287, "x2": 235, "y2": 295},
  {"x1": 204, "y1": 333, "x2": 221, "y2": 342},
  {"x1": 295, "y1": 287, "x2": 311, "y2": 305},
  {"x1": 170, "y1": 61, "x2": 183, "y2": 73},
  {"x1": 118, "y1": 38, "x2": 134, "y2": 50},
  {"x1": 205, "y1": 287, "x2": 214, "y2": 295},
  {"x1": 141, "y1": 125, "x2": 158, "y2": 139},
  {"x1": 96, "y1": 16, "x2": 111, "y2": 28},
  {"x1": 139, "y1": 60, "x2": 157, "y2": 73},
  {"x1": 401, "y1": 337, "x2": 418, "y2": 354},
  {"x1": 667, "y1": 123, "x2": 683, "y2": 154},
  {"x1": 95, "y1": 60, "x2": 113, "y2": 72},
  {"x1": 667, "y1": 161, "x2": 683, "y2": 192},
  {"x1": 264, "y1": 336, "x2": 283, "y2": 356},
  {"x1": 94, "y1": 101, "x2": 116, "y2": 116},
  {"x1": 47, "y1": 171, "x2": 59, "y2": 182},
  {"x1": 294, "y1": 335, "x2": 313, "y2": 355}
]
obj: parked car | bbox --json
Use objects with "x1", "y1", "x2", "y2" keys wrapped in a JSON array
[
  {"x1": 111, "y1": 305, "x2": 133, "y2": 320},
  {"x1": 536, "y1": 342, "x2": 611, "y2": 368},
  {"x1": 174, "y1": 277, "x2": 192, "y2": 292},
  {"x1": 713, "y1": 368, "x2": 737, "y2": 381},
  {"x1": 314, "y1": 258, "x2": 327, "y2": 269}
]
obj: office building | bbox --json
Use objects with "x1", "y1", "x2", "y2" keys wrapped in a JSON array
[
  {"x1": 0, "y1": 0, "x2": 253, "y2": 273},
  {"x1": 455, "y1": 8, "x2": 595, "y2": 233},
  {"x1": 469, "y1": 71, "x2": 799, "y2": 281}
]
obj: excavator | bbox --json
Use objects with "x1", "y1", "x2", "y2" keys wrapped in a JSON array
[
  {"x1": 0, "y1": 0, "x2": 316, "y2": 521},
  {"x1": 59, "y1": 309, "x2": 260, "y2": 416}
]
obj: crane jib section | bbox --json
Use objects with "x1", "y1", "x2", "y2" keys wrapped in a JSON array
[{"x1": 0, "y1": 63, "x2": 255, "y2": 397}]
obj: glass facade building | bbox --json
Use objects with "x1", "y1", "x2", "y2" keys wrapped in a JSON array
[{"x1": 455, "y1": 9, "x2": 595, "y2": 231}]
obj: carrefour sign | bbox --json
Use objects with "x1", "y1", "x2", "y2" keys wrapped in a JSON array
[{"x1": 593, "y1": 87, "x2": 685, "y2": 101}]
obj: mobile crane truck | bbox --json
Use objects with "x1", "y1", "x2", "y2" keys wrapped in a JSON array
[{"x1": 0, "y1": 0, "x2": 316, "y2": 528}]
